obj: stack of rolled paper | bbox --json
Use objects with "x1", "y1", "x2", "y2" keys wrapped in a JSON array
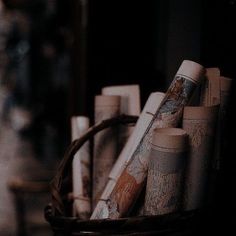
[{"x1": 70, "y1": 60, "x2": 233, "y2": 220}]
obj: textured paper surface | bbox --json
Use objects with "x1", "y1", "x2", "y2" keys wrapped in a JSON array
[
  {"x1": 93, "y1": 95, "x2": 121, "y2": 208},
  {"x1": 71, "y1": 116, "x2": 91, "y2": 219},
  {"x1": 102, "y1": 85, "x2": 141, "y2": 151},
  {"x1": 91, "y1": 92, "x2": 164, "y2": 217},
  {"x1": 144, "y1": 128, "x2": 188, "y2": 215},
  {"x1": 102, "y1": 85, "x2": 141, "y2": 116},
  {"x1": 200, "y1": 68, "x2": 220, "y2": 106},
  {"x1": 182, "y1": 105, "x2": 219, "y2": 210},
  {"x1": 201, "y1": 72, "x2": 233, "y2": 170},
  {"x1": 91, "y1": 60, "x2": 205, "y2": 219}
]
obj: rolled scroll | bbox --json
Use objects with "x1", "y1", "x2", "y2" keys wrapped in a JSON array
[
  {"x1": 102, "y1": 85, "x2": 141, "y2": 151},
  {"x1": 201, "y1": 73, "x2": 233, "y2": 170},
  {"x1": 91, "y1": 60, "x2": 205, "y2": 219},
  {"x1": 144, "y1": 128, "x2": 188, "y2": 215},
  {"x1": 91, "y1": 92, "x2": 165, "y2": 218},
  {"x1": 182, "y1": 105, "x2": 219, "y2": 211},
  {"x1": 200, "y1": 68, "x2": 221, "y2": 106},
  {"x1": 93, "y1": 95, "x2": 121, "y2": 207},
  {"x1": 71, "y1": 116, "x2": 91, "y2": 219},
  {"x1": 102, "y1": 85, "x2": 141, "y2": 117}
]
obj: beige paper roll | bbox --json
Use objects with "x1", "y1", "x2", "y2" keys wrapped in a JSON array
[
  {"x1": 200, "y1": 68, "x2": 220, "y2": 106},
  {"x1": 182, "y1": 105, "x2": 219, "y2": 211},
  {"x1": 201, "y1": 74, "x2": 233, "y2": 170},
  {"x1": 102, "y1": 85, "x2": 141, "y2": 151},
  {"x1": 93, "y1": 95, "x2": 121, "y2": 208},
  {"x1": 144, "y1": 128, "x2": 188, "y2": 215},
  {"x1": 91, "y1": 60, "x2": 205, "y2": 219},
  {"x1": 101, "y1": 85, "x2": 141, "y2": 116},
  {"x1": 91, "y1": 92, "x2": 165, "y2": 218},
  {"x1": 71, "y1": 116, "x2": 91, "y2": 219}
]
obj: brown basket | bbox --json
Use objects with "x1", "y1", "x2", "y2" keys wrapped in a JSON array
[{"x1": 44, "y1": 115, "x2": 206, "y2": 235}]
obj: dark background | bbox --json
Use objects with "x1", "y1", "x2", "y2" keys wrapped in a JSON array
[{"x1": 1, "y1": 0, "x2": 235, "y2": 233}]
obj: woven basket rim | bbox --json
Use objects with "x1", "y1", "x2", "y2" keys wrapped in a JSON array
[
  {"x1": 49, "y1": 115, "x2": 139, "y2": 216},
  {"x1": 45, "y1": 203, "x2": 200, "y2": 234},
  {"x1": 44, "y1": 114, "x2": 216, "y2": 234}
]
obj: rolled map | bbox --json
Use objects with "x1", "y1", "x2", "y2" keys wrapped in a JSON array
[
  {"x1": 91, "y1": 60, "x2": 205, "y2": 219},
  {"x1": 182, "y1": 105, "x2": 219, "y2": 210},
  {"x1": 144, "y1": 128, "x2": 188, "y2": 215}
]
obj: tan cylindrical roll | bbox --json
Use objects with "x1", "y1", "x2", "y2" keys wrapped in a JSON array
[
  {"x1": 91, "y1": 60, "x2": 205, "y2": 219},
  {"x1": 101, "y1": 85, "x2": 141, "y2": 117},
  {"x1": 182, "y1": 105, "x2": 219, "y2": 211},
  {"x1": 71, "y1": 116, "x2": 91, "y2": 219},
  {"x1": 144, "y1": 128, "x2": 188, "y2": 215},
  {"x1": 102, "y1": 85, "x2": 141, "y2": 152},
  {"x1": 200, "y1": 72, "x2": 232, "y2": 170},
  {"x1": 93, "y1": 95, "x2": 121, "y2": 208},
  {"x1": 200, "y1": 68, "x2": 221, "y2": 106}
]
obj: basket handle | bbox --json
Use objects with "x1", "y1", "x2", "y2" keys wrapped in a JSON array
[{"x1": 50, "y1": 114, "x2": 138, "y2": 215}]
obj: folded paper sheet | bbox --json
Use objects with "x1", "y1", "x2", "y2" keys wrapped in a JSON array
[
  {"x1": 182, "y1": 105, "x2": 219, "y2": 210},
  {"x1": 144, "y1": 128, "x2": 188, "y2": 215},
  {"x1": 91, "y1": 92, "x2": 165, "y2": 218},
  {"x1": 93, "y1": 95, "x2": 121, "y2": 208},
  {"x1": 71, "y1": 116, "x2": 91, "y2": 219},
  {"x1": 91, "y1": 60, "x2": 205, "y2": 219}
]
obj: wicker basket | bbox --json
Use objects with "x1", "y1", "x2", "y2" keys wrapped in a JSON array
[{"x1": 44, "y1": 115, "x2": 209, "y2": 236}]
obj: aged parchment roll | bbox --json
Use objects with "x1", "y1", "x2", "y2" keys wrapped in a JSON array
[
  {"x1": 91, "y1": 60, "x2": 205, "y2": 219},
  {"x1": 182, "y1": 105, "x2": 219, "y2": 211},
  {"x1": 91, "y1": 92, "x2": 165, "y2": 218},
  {"x1": 144, "y1": 128, "x2": 188, "y2": 215},
  {"x1": 201, "y1": 72, "x2": 233, "y2": 170},
  {"x1": 102, "y1": 85, "x2": 141, "y2": 151},
  {"x1": 200, "y1": 68, "x2": 221, "y2": 106},
  {"x1": 93, "y1": 95, "x2": 121, "y2": 208},
  {"x1": 71, "y1": 116, "x2": 91, "y2": 219}
]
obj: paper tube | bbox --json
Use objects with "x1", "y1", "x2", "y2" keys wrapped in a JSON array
[
  {"x1": 201, "y1": 73, "x2": 233, "y2": 170},
  {"x1": 102, "y1": 85, "x2": 141, "y2": 116},
  {"x1": 102, "y1": 85, "x2": 141, "y2": 151},
  {"x1": 93, "y1": 95, "x2": 121, "y2": 207},
  {"x1": 182, "y1": 105, "x2": 219, "y2": 211},
  {"x1": 200, "y1": 68, "x2": 221, "y2": 106},
  {"x1": 91, "y1": 92, "x2": 165, "y2": 218},
  {"x1": 91, "y1": 60, "x2": 205, "y2": 219},
  {"x1": 144, "y1": 128, "x2": 188, "y2": 215},
  {"x1": 71, "y1": 116, "x2": 91, "y2": 219}
]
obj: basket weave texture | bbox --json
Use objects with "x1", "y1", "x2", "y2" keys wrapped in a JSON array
[{"x1": 45, "y1": 115, "x2": 204, "y2": 235}]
